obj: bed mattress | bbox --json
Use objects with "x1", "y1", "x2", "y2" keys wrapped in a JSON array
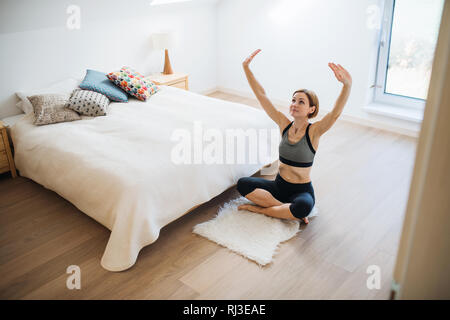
[{"x1": 11, "y1": 86, "x2": 279, "y2": 271}]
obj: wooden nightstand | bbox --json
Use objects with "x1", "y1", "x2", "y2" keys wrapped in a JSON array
[
  {"x1": 145, "y1": 73, "x2": 189, "y2": 90},
  {"x1": 0, "y1": 121, "x2": 17, "y2": 178}
]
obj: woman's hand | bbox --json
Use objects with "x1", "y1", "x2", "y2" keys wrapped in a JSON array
[
  {"x1": 243, "y1": 49, "x2": 262, "y2": 69},
  {"x1": 328, "y1": 62, "x2": 352, "y2": 87}
]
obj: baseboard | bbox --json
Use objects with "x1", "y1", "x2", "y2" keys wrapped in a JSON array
[
  {"x1": 214, "y1": 86, "x2": 420, "y2": 138},
  {"x1": 216, "y1": 86, "x2": 288, "y2": 106},
  {"x1": 199, "y1": 87, "x2": 220, "y2": 96}
]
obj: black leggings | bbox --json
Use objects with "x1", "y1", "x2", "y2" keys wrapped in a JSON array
[{"x1": 236, "y1": 173, "x2": 315, "y2": 219}]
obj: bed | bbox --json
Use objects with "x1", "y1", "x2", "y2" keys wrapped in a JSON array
[{"x1": 10, "y1": 85, "x2": 279, "y2": 271}]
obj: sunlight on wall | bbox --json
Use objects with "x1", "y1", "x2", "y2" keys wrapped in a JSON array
[
  {"x1": 267, "y1": 0, "x2": 310, "y2": 26},
  {"x1": 150, "y1": 0, "x2": 192, "y2": 6}
]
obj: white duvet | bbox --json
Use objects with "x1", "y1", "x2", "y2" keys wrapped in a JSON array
[{"x1": 11, "y1": 86, "x2": 279, "y2": 271}]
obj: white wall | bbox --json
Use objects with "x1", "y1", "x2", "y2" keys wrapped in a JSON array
[
  {"x1": 0, "y1": 0, "x2": 424, "y2": 135},
  {"x1": 216, "y1": 0, "x2": 421, "y2": 135},
  {"x1": 0, "y1": 0, "x2": 218, "y2": 118}
]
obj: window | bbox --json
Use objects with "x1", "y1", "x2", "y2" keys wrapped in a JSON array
[{"x1": 374, "y1": 0, "x2": 444, "y2": 110}]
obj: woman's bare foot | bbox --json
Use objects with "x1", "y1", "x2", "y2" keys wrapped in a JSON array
[
  {"x1": 238, "y1": 204, "x2": 262, "y2": 213},
  {"x1": 239, "y1": 204, "x2": 310, "y2": 224},
  {"x1": 237, "y1": 204, "x2": 247, "y2": 210}
]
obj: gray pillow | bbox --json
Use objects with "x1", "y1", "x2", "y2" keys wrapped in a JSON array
[
  {"x1": 29, "y1": 94, "x2": 81, "y2": 126},
  {"x1": 65, "y1": 89, "x2": 110, "y2": 116}
]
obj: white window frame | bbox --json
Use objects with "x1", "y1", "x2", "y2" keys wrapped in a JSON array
[{"x1": 373, "y1": 0, "x2": 426, "y2": 110}]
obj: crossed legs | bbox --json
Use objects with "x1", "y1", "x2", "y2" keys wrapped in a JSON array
[
  {"x1": 242, "y1": 188, "x2": 283, "y2": 207},
  {"x1": 236, "y1": 177, "x2": 310, "y2": 223}
]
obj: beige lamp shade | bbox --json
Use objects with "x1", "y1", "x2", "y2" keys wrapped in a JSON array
[{"x1": 152, "y1": 32, "x2": 174, "y2": 50}]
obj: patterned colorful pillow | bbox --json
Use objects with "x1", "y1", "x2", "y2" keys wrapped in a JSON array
[
  {"x1": 65, "y1": 89, "x2": 110, "y2": 117},
  {"x1": 107, "y1": 67, "x2": 159, "y2": 101},
  {"x1": 79, "y1": 69, "x2": 128, "y2": 102}
]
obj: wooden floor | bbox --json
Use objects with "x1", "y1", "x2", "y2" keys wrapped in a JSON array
[{"x1": 0, "y1": 91, "x2": 417, "y2": 299}]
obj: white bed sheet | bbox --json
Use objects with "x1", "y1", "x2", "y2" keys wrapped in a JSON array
[
  {"x1": 11, "y1": 86, "x2": 279, "y2": 271},
  {"x1": 2, "y1": 113, "x2": 25, "y2": 137},
  {"x1": 2, "y1": 113, "x2": 25, "y2": 127}
]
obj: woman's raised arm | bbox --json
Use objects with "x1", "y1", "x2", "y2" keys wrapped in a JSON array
[
  {"x1": 314, "y1": 63, "x2": 352, "y2": 136},
  {"x1": 243, "y1": 49, "x2": 289, "y2": 128}
]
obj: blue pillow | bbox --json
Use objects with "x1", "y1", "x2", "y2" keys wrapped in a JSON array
[{"x1": 79, "y1": 69, "x2": 128, "y2": 102}]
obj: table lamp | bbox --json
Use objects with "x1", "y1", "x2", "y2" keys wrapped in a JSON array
[{"x1": 152, "y1": 32, "x2": 175, "y2": 75}]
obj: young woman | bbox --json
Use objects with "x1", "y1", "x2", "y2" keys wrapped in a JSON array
[{"x1": 237, "y1": 49, "x2": 352, "y2": 224}]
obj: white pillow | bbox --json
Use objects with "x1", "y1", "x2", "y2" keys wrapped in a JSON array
[{"x1": 16, "y1": 78, "x2": 81, "y2": 114}]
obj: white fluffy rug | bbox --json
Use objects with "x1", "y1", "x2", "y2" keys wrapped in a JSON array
[{"x1": 193, "y1": 196, "x2": 318, "y2": 266}]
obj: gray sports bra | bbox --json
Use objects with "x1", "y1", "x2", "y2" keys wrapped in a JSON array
[{"x1": 279, "y1": 121, "x2": 316, "y2": 167}]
